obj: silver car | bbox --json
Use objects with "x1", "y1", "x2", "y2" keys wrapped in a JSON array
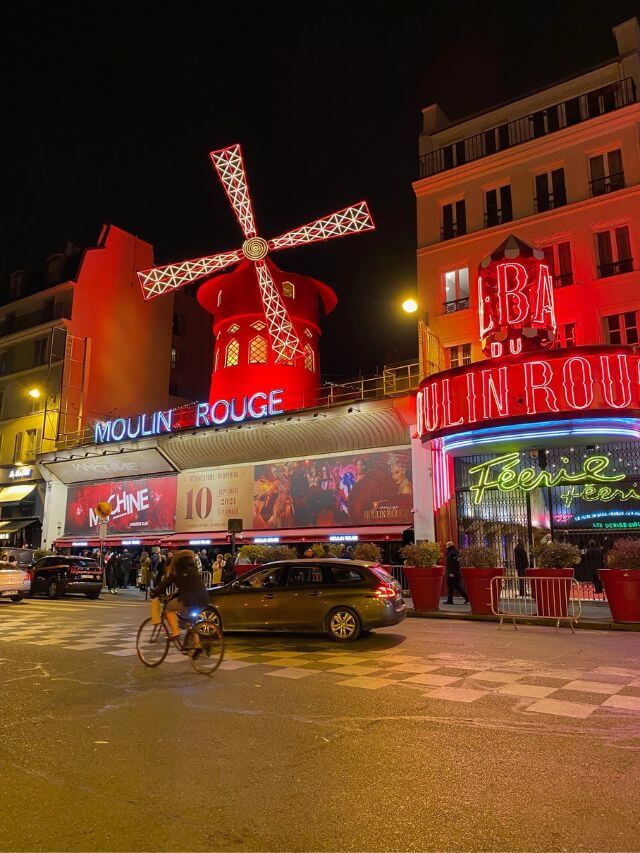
[
  {"x1": 0, "y1": 561, "x2": 31, "y2": 602},
  {"x1": 207, "y1": 559, "x2": 406, "y2": 642}
]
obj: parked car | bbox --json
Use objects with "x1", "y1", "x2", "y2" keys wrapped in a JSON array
[
  {"x1": 0, "y1": 560, "x2": 31, "y2": 602},
  {"x1": 29, "y1": 555, "x2": 103, "y2": 599},
  {"x1": 206, "y1": 559, "x2": 406, "y2": 642},
  {"x1": 3, "y1": 548, "x2": 35, "y2": 570}
]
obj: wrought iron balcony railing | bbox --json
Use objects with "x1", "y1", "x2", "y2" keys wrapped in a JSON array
[
  {"x1": 553, "y1": 271, "x2": 575, "y2": 288},
  {"x1": 590, "y1": 171, "x2": 625, "y2": 197},
  {"x1": 597, "y1": 258, "x2": 634, "y2": 278},
  {"x1": 419, "y1": 77, "x2": 637, "y2": 179},
  {"x1": 534, "y1": 191, "x2": 567, "y2": 213},
  {"x1": 443, "y1": 297, "x2": 470, "y2": 313}
]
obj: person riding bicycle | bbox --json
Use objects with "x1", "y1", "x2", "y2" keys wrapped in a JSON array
[{"x1": 150, "y1": 550, "x2": 210, "y2": 640}]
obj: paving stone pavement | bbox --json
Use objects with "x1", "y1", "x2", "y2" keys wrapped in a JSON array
[{"x1": 3, "y1": 597, "x2": 640, "y2": 721}]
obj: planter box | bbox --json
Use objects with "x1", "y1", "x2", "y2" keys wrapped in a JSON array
[
  {"x1": 600, "y1": 569, "x2": 640, "y2": 623},
  {"x1": 526, "y1": 567, "x2": 573, "y2": 617},
  {"x1": 461, "y1": 567, "x2": 504, "y2": 615},
  {"x1": 405, "y1": 565, "x2": 445, "y2": 612}
]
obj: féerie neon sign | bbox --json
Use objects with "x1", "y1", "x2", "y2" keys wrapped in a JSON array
[
  {"x1": 468, "y1": 452, "x2": 625, "y2": 505},
  {"x1": 94, "y1": 389, "x2": 284, "y2": 444}
]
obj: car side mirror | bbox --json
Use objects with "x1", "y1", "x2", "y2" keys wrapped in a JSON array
[{"x1": 231, "y1": 580, "x2": 240, "y2": 589}]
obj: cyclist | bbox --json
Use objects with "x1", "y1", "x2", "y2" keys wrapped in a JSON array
[{"x1": 150, "y1": 550, "x2": 210, "y2": 640}]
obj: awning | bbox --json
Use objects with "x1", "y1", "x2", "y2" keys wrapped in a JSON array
[
  {"x1": 54, "y1": 534, "x2": 164, "y2": 549},
  {"x1": 0, "y1": 484, "x2": 37, "y2": 504},
  {"x1": 0, "y1": 519, "x2": 37, "y2": 533},
  {"x1": 163, "y1": 525, "x2": 407, "y2": 546}
]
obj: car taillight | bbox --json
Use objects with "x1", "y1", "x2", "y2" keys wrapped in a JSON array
[
  {"x1": 24, "y1": 571, "x2": 31, "y2": 581},
  {"x1": 373, "y1": 584, "x2": 396, "y2": 599}
]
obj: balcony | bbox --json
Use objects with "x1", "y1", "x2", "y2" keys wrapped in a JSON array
[
  {"x1": 590, "y1": 171, "x2": 625, "y2": 197},
  {"x1": 553, "y1": 271, "x2": 575, "y2": 288},
  {"x1": 597, "y1": 258, "x2": 634, "y2": 278},
  {"x1": 484, "y1": 209, "x2": 512, "y2": 228},
  {"x1": 0, "y1": 301, "x2": 72, "y2": 338},
  {"x1": 534, "y1": 191, "x2": 567, "y2": 213},
  {"x1": 443, "y1": 297, "x2": 470, "y2": 314},
  {"x1": 440, "y1": 223, "x2": 466, "y2": 241},
  {"x1": 419, "y1": 77, "x2": 637, "y2": 179}
]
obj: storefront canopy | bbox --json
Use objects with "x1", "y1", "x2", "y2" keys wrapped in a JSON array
[
  {"x1": 0, "y1": 519, "x2": 36, "y2": 533},
  {"x1": 0, "y1": 484, "x2": 37, "y2": 504}
]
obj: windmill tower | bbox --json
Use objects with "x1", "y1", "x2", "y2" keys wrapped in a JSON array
[{"x1": 138, "y1": 144, "x2": 374, "y2": 408}]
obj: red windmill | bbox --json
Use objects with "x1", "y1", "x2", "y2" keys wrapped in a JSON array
[{"x1": 139, "y1": 144, "x2": 374, "y2": 407}]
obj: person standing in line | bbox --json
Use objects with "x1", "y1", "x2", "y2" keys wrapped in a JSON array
[
  {"x1": 583, "y1": 539, "x2": 604, "y2": 594},
  {"x1": 445, "y1": 541, "x2": 469, "y2": 605},
  {"x1": 200, "y1": 549, "x2": 211, "y2": 573},
  {"x1": 221, "y1": 553, "x2": 237, "y2": 585},
  {"x1": 212, "y1": 553, "x2": 224, "y2": 585},
  {"x1": 106, "y1": 551, "x2": 120, "y2": 595},
  {"x1": 139, "y1": 551, "x2": 151, "y2": 592},
  {"x1": 514, "y1": 540, "x2": 529, "y2": 597},
  {"x1": 119, "y1": 549, "x2": 132, "y2": 589}
]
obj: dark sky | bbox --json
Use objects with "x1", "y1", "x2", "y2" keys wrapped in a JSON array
[{"x1": 3, "y1": 1, "x2": 640, "y2": 380}]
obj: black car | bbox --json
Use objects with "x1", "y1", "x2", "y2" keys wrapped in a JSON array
[{"x1": 29, "y1": 556, "x2": 103, "y2": 599}]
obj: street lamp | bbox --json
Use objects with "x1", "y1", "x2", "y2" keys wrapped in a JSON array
[
  {"x1": 402, "y1": 298, "x2": 418, "y2": 314},
  {"x1": 27, "y1": 388, "x2": 41, "y2": 399}
]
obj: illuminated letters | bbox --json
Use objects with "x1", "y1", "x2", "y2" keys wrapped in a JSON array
[
  {"x1": 248, "y1": 392, "x2": 268, "y2": 419},
  {"x1": 481, "y1": 367, "x2": 509, "y2": 420},
  {"x1": 563, "y1": 356, "x2": 594, "y2": 410},
  {"x1": 532, "y1": 263, "x2": 556, "y2": 330},
  {"x1": 497, "y1": 262, "x2": 528, "y2": 325},
  {"x1": 196, "y1": 402, "x2": 210, "y2": 427},
  {"x1": 524, "y1": 360, "x2": 558, "y2": 415},
  {"x1": 600, "y1": 354, "x2": 632, "y2": 408}
]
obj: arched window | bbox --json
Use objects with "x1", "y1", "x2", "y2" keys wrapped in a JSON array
[
  {"x1": 282, "y1": 281, "x2": 295, "y2": 298},
  {"x1": 304, "y1": 328, "x2": 313, "y2": 338},
  {"x1": 225, "y1": 338, "x2": 240, "y2": 367},
  {"x1": 304, "y1": 344, "x2": 315, "y2": 372},
  {"x1": 228, "y1": 323, "x2": 240, "y2": 333},
  {"x1": 251, "y1": 320, "x2": 267, "y2": 331},
  {"x1": 249, "y1": 335, "x2": 268, "y2": 364}
]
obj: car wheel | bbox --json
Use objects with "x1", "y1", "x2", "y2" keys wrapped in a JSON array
[
  {"x1": 85, "y1": 592, "x2": 100, "y2": 600},
  {"x1": 326, "y1": 607, "x2": 362, "y2": 642},
  {"x1": 47, "y1": 579, "x2": 62, "y2": 599},
  {"x1": 10, "y1": 595, "x2": 22, "y2": 602}
]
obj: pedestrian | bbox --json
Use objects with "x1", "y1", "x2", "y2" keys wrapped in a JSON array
[
  {"x1": 303, "y1": 548, "x2": 313, "y2": 558},
  {"x1": 322, "y1": 543, "x2": 331, "y2": 558},
  {"x1": 344, "y1": 546, "x2": 355, "y2": 560},
  {"x1": 445, "y1": 541, "x2": 469, "y2": 605},
  {"x1": 235, "y1": 549, "x2": 250, "y2": 565},
  {"x1": 583, "y1": 539, "x2": 604, "y2": 594},
  {"x1": 106, "y1": 551, "x2": 120, "y2": 595},
  {"x1": 139, "y1": 551, "x2": 151, "y2": 591},
  {"x1": 514, "y1": 540, "x2": 529, "y2": 597},
  {"x1": 212, "y1": 553, "x2": 224, "y2": 585},
  {"x1": 200, "y1": 549, "x2": 211, "y2": 572},
  {"x1": 221, "y1": 553, "x2": 237, "y2": 585},
  {"x1": 120, "y1": 549, "x2": 132, "y2": 588}
]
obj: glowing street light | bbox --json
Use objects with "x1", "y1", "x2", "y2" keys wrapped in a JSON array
[
  {"x1": 402, "y1": 298, "x2": 418, "y2": 314},
  {"x1": 27, "y1": 388, "x2": 41, "y2": 399}
]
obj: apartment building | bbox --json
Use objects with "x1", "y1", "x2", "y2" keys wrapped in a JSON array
[{"x1": 415, "y1": 17, "x2": 640, "y2": 369}]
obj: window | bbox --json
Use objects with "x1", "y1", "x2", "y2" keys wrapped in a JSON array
[
  {"x1": 248, "y1": 335, "x2": 268, "y2": 364},
  {"x1": 0, "y1": 350, "x2": 14, "y2": 376},
  {"x1": 225, "y1": 339, "x2": 240, "y2": 367},
  {"x1": 303, "y1": 328, "x2": 313, "y2": 338},
  {"x1": 214, "y1": 346, "x2": 220, "y2": 371},
  {"x1": 14, "y1": 428, "x2": 38, "y2": 463},
  {"x1": 441, "y1": 200, "x2": 466, "y2": 240},
  {"x1": 251, "y1": 320, "x2": 267, "y2": 331},
  {"x1": 485, "y1": 184, "x2": 513, "y2": 227},
  {"x1": 535, "y1": 168, "x2": 566, "y2": 212},
  {"x1": 241, "y1": 566, "x2": 288, "y2": 588},
  {"x1": 595, "y1": 226, "x2": 633, "y2": 278},
  {"x1": 560, "y1": 323, "x2": 576, "y2": 348},
  {"x1": 170, "y1": 347, "x2": 179, "y2": 369},
  {"x1": 33, "y1": 337, "x2": 48, "y2": 366},
  {"x1": 282, "y1": 281, "x2": 295, "y2": 298},
  {"x1": 227, "y1": 323, "x2": 240, "y2": 333},
  {"x1": 448, "y1": 343, "x2": 472, "y2": 367},
  {"x1": 303, "y1": 344, "x2": 315, "y2": 372},
  {"x1": 217, "y1": 290, "x2": 222, "y2": 307},
  {"x1": 541, "y1": 241, "x2": 574, "y2": 287},
  {"x1": 287, "y1": 565, "x2": 327, "y2": 586},
  {"x1": 331, "y1": 567, "x2": 364, "y2": 584},
  {"x1": 589, "y1": 149, "x2": 624, "y2": 196},
  {"x1": 604, "y1": 312, "x2": 638, "y2": 345},
  {"x1": 443, "y1": 267, "x2": 470, "y2": 312}
]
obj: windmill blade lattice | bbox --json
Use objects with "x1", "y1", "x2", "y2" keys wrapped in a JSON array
[{"x1": 268, "y1": 202, "x2": 374, "y2": 252}]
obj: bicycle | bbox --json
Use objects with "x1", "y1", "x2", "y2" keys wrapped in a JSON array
[{"x1": 136, "y1": 597, "x2": 224, "y2": 675}]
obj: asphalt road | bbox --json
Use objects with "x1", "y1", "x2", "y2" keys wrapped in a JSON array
[{"x1": 1, "y1": 592, "x2": 640, "y2": 853}]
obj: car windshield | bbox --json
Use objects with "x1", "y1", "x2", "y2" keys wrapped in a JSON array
[{"x1": 71, "y1": 559, "x2": 99, "y2": 568}]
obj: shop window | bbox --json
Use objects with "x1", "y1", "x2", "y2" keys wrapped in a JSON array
[
  {"x1": 441, "y1": 200, "x2": 466, "y2": 240},
  {"x1": 595, "y1": 225, "x2": 633, "y2": 278},
  {"x1": 534, "y1": 168, "x2": 566, "y2": 212},
  {"x1": 443, "y1": 267, "x2": 469, "y2": 313},
  {"x1": 225, "y1": 339, "x2": 240, "y2": 367},
  {"x1": 448, "y1": 343, "x2": 471, "y2": 368},
  {"x1": 248, "y1": 335, "x2": 267, "y2": 364},
  {"x1": 485, "y1": 184, "x2": 512, "y2": 227},
  {"x1": 282, "y1": 281, "x2": 295, "y2": 298},
  {"x1": 251, "y1": 320, "x2": 266, "y2": 331},
  {"x1": 540, "y1": 240, "x2": 574, "y2": 287},
  {"x1": 604, "y1": 312, "x2": 638, "y2": 346},
  {"x1": 589, "y1": 149, "x2": 624, "y2": 196},
  {"x1": 561, "y1": 323, "x2": 576, "y2": 348},
  {"x1": 304, "y1": 344, "x2": 315, "y2": 372}
]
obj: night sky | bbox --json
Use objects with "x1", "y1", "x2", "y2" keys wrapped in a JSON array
[{"x1": 4, "y1": 1, "x2": 640, "y2": 380}]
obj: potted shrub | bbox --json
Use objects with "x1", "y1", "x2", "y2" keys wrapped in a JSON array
[
  {"x1": 269, "y1": 544, "x2": 298, "y2": 562},
  {"x1": 528, "y1": 541, "x2": 580, "y2": 618},
  {"x1": 353, "y1": 542, "x2": 382, "y2": 563},
  {"x1": 602, "y1": 539, "x2": 640, "y2": 623},
  {"x1": 236, "y1": 544, "x2": 270, "y2": 571},
  {"x1": 310, "y1": 543, "x2": 343, "y2": 558},
  {"x1": 459, "y1": 545, "x2": 503, "y2": 616},
  {"x1": 400, "y1": 541, "x2": 443, "y2": 612}
]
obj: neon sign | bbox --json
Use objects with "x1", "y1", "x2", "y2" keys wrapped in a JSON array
[
  {"x1": 94, "y1": 389, "x2": 284, "y2": 444},
  {"x1": 417, "y1": 347, "x2": 640, "y2": 440},
  {"x1": 468, "y1": 452, "x2": 625, "y2": 505},
  {"x1": 559, "y1": 483, "x2": 640, "y2": 507}
]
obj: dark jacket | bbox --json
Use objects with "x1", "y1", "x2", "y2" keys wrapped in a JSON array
[
  {"x1": 514, "y1": 544, "x2": 529, "y2": 574},
  {"x1": 581, "y1": 545, "x2": 604, "y2": 581},
  {"x1": 152, "y1": 554, "x2": 210, "y2": 610},
  {"x1": 445, "y1": 546, "x2": 461, "y2": 578},
  {"x1": 221, "y1": 557, "x2": 237, "y2": 585}
]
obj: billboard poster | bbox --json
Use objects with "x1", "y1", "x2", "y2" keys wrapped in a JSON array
[
  {"x1": 64, "y1": 475, "x2": 177, "y2": 535},
  {"x1": 253, "y1": 448, "x2": 413, "y2": 529},
  {"x1": 175, "y1": 467, "x2": 254, "y2": 533}
]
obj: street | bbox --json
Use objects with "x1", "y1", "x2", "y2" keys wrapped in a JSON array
[{"x1": 1, "y1": 595, "x2": 640, "y2": 852}]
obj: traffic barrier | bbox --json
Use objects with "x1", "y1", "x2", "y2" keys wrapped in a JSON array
[{"x1": 490, "y1": 575, "x2": 581, "y2": 630}]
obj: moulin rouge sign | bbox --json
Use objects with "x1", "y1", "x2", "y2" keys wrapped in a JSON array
[{"x1": 418, "y1": 236, "x2": 640, "y2": 440}]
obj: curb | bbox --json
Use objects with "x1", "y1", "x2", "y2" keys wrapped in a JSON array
[{"x1": 406, "y1": 609, "x2": 640, "y2": 632}]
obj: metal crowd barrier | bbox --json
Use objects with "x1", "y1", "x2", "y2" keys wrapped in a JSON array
[
  {"x1": 200, "y1": 570, "x2": 212, "y2": 587},
  {"x1": 490, "y1": 575, "x2": 582, "y2": 631}
]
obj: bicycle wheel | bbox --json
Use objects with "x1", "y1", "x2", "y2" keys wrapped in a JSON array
[
  {"x1": 136, "y1": 617, "x2": 170, "y2": 667},
  {"x1": 186, "y1": 620, "x2": 224, "y2": 675}
]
